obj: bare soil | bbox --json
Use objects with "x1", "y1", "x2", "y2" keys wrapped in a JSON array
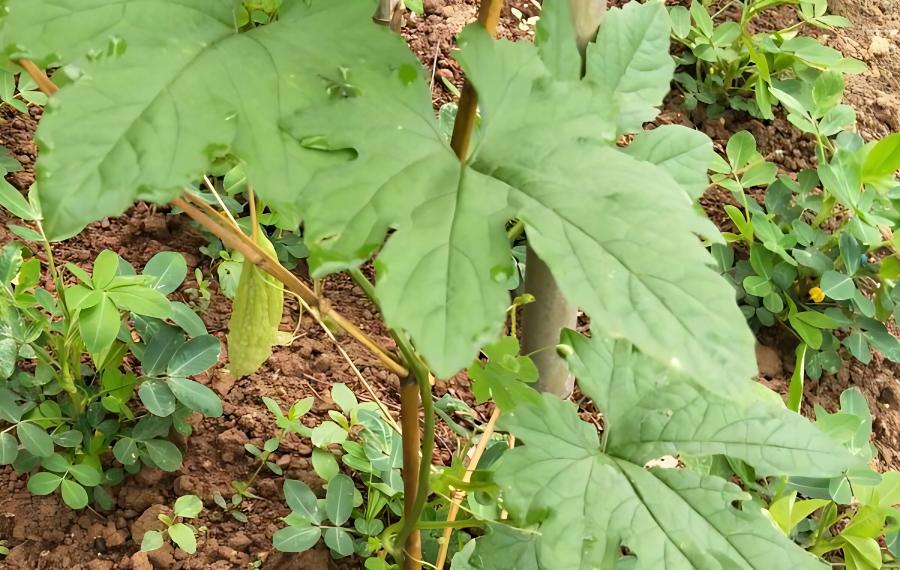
[{"x1": 1, "y1": 0, "x2": 899, "y2": 568}]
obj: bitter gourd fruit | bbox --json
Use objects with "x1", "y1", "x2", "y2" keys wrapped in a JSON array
[{"x1": 227, "y1": 231, "x2": 284, "y2": 377}]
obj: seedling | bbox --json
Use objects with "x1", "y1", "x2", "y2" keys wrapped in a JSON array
[
  {"x1": 141, "y1": 495, "x2": 205, "y2": 555},
  {"x1": 230, "y1": 396, "x2": 313, "y2": 508}
]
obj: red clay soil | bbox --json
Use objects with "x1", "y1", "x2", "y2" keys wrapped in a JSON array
[{"x1": 1, "y1": 0, "x2": 899, "y2": 568}]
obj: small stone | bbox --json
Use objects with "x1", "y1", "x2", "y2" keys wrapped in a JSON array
[
  {"x1": 313, "y1": 354, "x2": 332, "y2": 373},
  {"x1": 212, "y1": 371, "x2": 237, "y2": 397},
  {"x1": 218, "y1": 546, "x2": 239, "y2": 561},
  {"x1": 147, "y1": 543, "x2": 176, "y2": 569},
  {"x1": 870, "y1": 36, "x2": 892, "y2": 56},
  {"x1": 437, "y1": 68, "x2": 453, "y2": 79},
  {"x1": 423, "y1": 0, "x2": 440, "y2": 14},
  {"x1": 755, "y1": 343, "x2": 783, "y2": 379},
  {"x1": 131, "y1": 504, "x2": 171, "y2": 543},
  {"x1": 106, "y1": 529, "x2": 128, "y2": 548},
  {"x1": 257, "y1": 478, "x2": 279, "y2": 499},
  {"x1": 131, "y1": 551, "x2": 153, "y2": 570},
  {"x1": 217, "y1": 427, "x2": 249, "y2": 447},
  {"x1": 173, "y1": 475, "x2": 199, "y2": 496},
  {"x1": 229, "y1": 531, "x2": 253, "y2": 551},
  {"x1": 134, "y1": 468, "x2": 165, "y2": 486}
]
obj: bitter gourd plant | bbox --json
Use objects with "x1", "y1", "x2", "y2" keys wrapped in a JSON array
[{"x1": 0, "y1": 0, "x2": 862, "y2": 567}]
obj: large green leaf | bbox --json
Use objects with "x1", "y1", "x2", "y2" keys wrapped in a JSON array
[
  {"x1": 585, "y1": 1, "x2": 675, "y2": 134},
  {"x1": 470, "y1": 525, "x2": 540, "y2": 570},
  {"x1": 487, "y1": 332, "x2": 850, "y2": 569},
  {"x1": 4, "y1": 0, "x2": 419, "y2": 238},
  {"x1": 285, "y1": 16, "x2": 755, "y2": 383},
  {"x1": 561, "y1": 331, "x2": 857, "y2": 477},
  {"x1": 494, "y1": 394, "x2": 828, "y2": 569},
  {"x1": 624, "y1": 125, "x2": 716, "y2": 200}
]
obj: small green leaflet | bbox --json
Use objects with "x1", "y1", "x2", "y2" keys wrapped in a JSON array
[
  {"x1": 323, "y1": 528, "x2": 354, "y2": 557},
  {"x1": 0, "y1": 432, "x2": 18, "y2": 465},
  {"x1": 273, "y1": 525, "x2": 321, "y2": 553},
  {"x1": 325, "y1": 474, "x2": 354, "y2": 526},
  {"x1": 168, "y1": 376, "x2": 223, "y2": 417},
  {"x1": 17, "y1": 422, "x2": 54, "y2": 458},
  {"x1": 283, "y1": 479, "x2": 322, "y2": 524},
  {"x1": 139, "y1": 379, "x2": 177, "y2": 417},
  {"x1": 78, "y1": 294, "x2": 120, "y2": 356},
  {"x1": 0, "y1": 338, "x2": 16, "y2": 380},
  {"x1": 168, "y1": 523, "x2": 197, "y2": 554},
  {"x1": 143, "y1": 439, "x2": 182, "y2": 472},
  {"x1": 27, "y1": 471, "x2": 63, "y2": 495},
  {"x1": 60, "y1": 479, "x2": 89, "y2": 509},
  {"x1": 167, "y1": 335, "x2": 221, "y2": 377},
  {"x1": 141, "y1": 530, "x2": 165, "y2": 552},
  {"x1": 143, "y1": 252, "x2": 188, "y2": 294},
  {"x1": 820, "y1": 270, "x2": 856, "y2": 300},
  {"x1": 468, "y1": 336, "x2": 540, "y2": 411}
]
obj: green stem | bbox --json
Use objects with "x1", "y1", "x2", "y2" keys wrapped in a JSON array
[
  {"x1": 36, "y1": 222, "x2": 83, "y2": 411},
  {"x1": 246, "y1": 431, "x2": 283, "y2": 490},
  {"x1": 349, "y1": 267, "x2": 378, "y2": 304},
  {"x1": 393, "y1": 338, "x2": 434, "y2": 564},
  {"x1": 348, "y1": 267, "x2": 435, "y2": 566}
]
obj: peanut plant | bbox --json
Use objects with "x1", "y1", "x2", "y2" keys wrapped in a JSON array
[{"x1": 0, "y1": 0, "x2": 872, "y2": 568}]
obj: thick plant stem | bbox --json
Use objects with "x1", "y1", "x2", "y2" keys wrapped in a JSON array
[
  {"x1": 393, "y1": 340, "x2": 434, "y2": 570},
  {"x1": 347, "y1": 268, "x2": 426, "y2": 569},
  {"x1": 172, "y1": 195, "x2": 408, "y2": 378},
  {"x1": 521, "y1": 250, "x2": 578, "y2": 396},
  {"x1": 449, "y1": 0, "x2": 506, "y2": 160},
  {"x1": 521, "y1": 0, "x2": 604, "y2": 398},
  {"x1": 373, "y1": 0, "x2": 405, "y2": 32}
]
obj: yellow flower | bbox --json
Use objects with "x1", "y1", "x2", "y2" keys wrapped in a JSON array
[{"x1": 809, "y1": 286, "x2": 825, "y2": 303}]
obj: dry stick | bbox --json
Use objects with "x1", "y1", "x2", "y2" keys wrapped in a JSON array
[
  {"x1": 18, "y1": 60, "x2": 57, "y2": 95},
  {"x1": 448, "y1": 0, "x2": 505, "y2": 160},
  {"x1": 202, "y1": 175, "x2": 241, "y2": 230},
  {"x1": 433, "y1": 406, "x2": 502, "y2": 570},
  {"x1": 173, "y1": 195, "x2": 409, "y2": 379}
]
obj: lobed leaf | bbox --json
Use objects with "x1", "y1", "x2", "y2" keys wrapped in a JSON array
[
  {"x1": 6, "y1": 0, "x2": 419, "y2": 239},
  {"x1": 495, "y1": 392, "x2": 828, "y2": 569},
  {"x1": 286, "y1": 17, "x2": 755, "y2": 384},
  {"x1": 487, "y1": 331, "x2": 854, "y2": 569}
]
